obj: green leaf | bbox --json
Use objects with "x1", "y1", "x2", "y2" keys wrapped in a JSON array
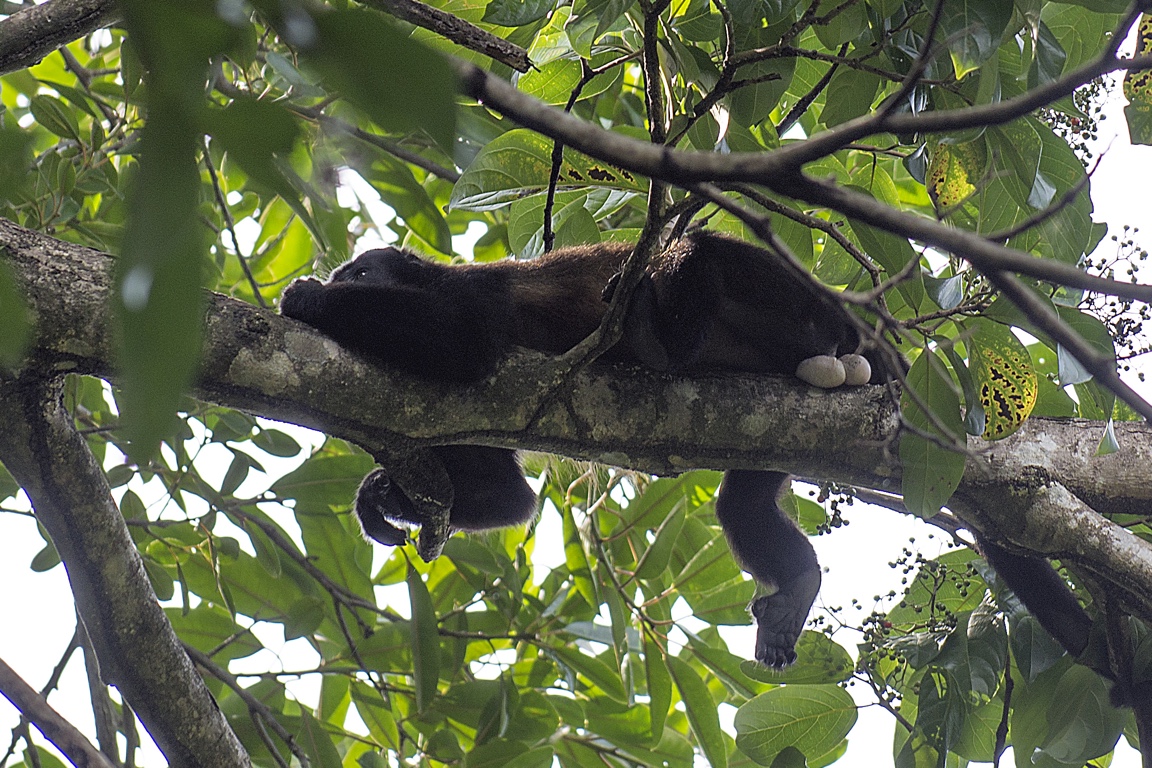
[
  {"x1": 450, "y1": 129, "x2": 647, "y2": 211},
  {"x1": 482, "y1": 0, "x2": 553, "y2": 25},
  {"x1": 114, "y1": 100, "x2": 205, "y2": 463},
  {"x1": 364, "y1": 156, "x2": 453, "y2": 255},
  {"x1": 29, "y1": 95, "x2": 81, "y2": 142},
  {"x1": 1036, "y1": 664, "x2": 1126, "y2": 763},
  {"x1": 847, "y1": 195, "x2": 925, "y2": 311},
  {"x1": 1055, "y1": 306, "x2": 1116, "y2": 386},
  {"x1": 741, "y1": 631, "x2": 854, "y2": 684},
  {"x1": 643, "y1": 633, "x2": 672, "y2": 743},
  {"x1": 295, "y1": 505, "x2": 373, "y2": 599},
  {"x1": 526, "y1": 6, "x2": 573, "y2": 65},
  {"x1": 351, "y1": 681, "x2": 400, "y2": 749},
  {"x1": 298, "y1": 709, "x2": 343, "y2": 768},
  {"x1": 408, "y1": 564, "x2": 440, "y2": 712},
  {"x1": 518, "y1": 58, "x2": 583, "y2": 106},
  {"x1": 899, "y1": 350, "x2": 966, "y2": 517},
  {"x1": 1010, "y1": 615, "x2": 1067, "y2": 683},
  {"x1": 252, "y1": 427, "x2": 302, "y2": 458},
  {"x1": 201, "y1": 97, "x2": 322, "y2": 246},
  {"x1": 165, "y1": 603, "x2": 263, "y2": 663},
  {"x1": 304, "y1": 9, "x2": 456, "y2": 150},
  {"x1": 0, "y1": 120, "x2": 34, "y2": 201},
  {"x1": 0, "y1": 260, "x2": 31, "y2": 370},
  {"x1": 0, "y1": 462, "x2": 19, "y2": 503},
  {"x1": 821, "y1": 68, "x2": 880, "y2": 127},
  {"x1": 633, "y1": 499, "x2": 687, "y2": 580},
  {"x1": 30, "y1": 543, "x2": 61, "y2": 572},
  {"x1": 220, "y1": 452, "x2": 253, "y2": 497},
  {"x1": 734, "y1": 685, "x2": 857, "y2": 765},
  {"x1": 551, "y1": 646, "x2": 627, "y2": 703},
  {"x1": 939, "y1": 0, "x2": 1013, "y2": 77},
  {"x1": 968, "y1": 320, "x2": 1038, "y2": 439},
  {"x1": 270, "y1": 454, "x2": 376, "y2": 510},
  {"x1": 667, "y1": 656, "x2": 726, "y2": 768}
]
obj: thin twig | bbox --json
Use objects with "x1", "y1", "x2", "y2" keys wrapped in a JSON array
[
  {"x1": 356, "y1": 0, "x2": 530, "y2": 72},
  {"x1": 202, "y1": 137, "x2": 268, "y2": 308}
]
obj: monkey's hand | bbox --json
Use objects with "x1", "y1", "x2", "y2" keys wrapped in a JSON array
[
  {"x1": 749, "y1": 568, "x2": 821, "y2": 667},
  {"x1": 279, "y1": 277, "x2": 325, "y2": 322},
  {"x1": 353, "y1": 469, "x2": 412, "y2": 546}
]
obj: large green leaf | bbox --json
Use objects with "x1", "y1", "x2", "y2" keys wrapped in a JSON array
[
  {"x1": 734, "y1": 685, "x2": 857, "y2": 764},
  {"x1": 939, "y1": 0, "x2": 1013, "y2": 77},
  {"x1": 302, "y1": 9, "x2": 456, "y2": 150},
  {"x1": 899, "y1": 350, "x2": 966, "y2": 517},
  {"x1": 667, "y1": 656, "x2": 726, "y2": 768},
  {"x1": 408, "y1": 564, "x2": 441, "y2": 713},
  {"x1": 364, "y1": 155, "x2": 453, "y2": 254},
  {"x1": 451, "y1": 129, "x2": 647, "y2": 211},
  {"x1": 115, "y1": 0, "x2": 233, "y2": 461}
]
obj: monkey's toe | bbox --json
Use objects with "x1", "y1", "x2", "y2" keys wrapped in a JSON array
[
  {"x1": 748, "y1": 568, "x2": 820, "y2": 667},
  {"x1": 750, "y1": 593, "x2": 806, "y2": 667}
]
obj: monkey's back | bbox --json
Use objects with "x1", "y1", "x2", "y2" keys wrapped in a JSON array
[{"x1": 491, "y1": 242, "x2": 631, "y2": 354}]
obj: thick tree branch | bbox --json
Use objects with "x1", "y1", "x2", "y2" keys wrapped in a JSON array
[
  {"x1": 0, "y1": 372, "x2": 251, "y2": 768},
  {"x1": 0, "y1": 655, "x2": 114, "y2": 768},
  {"x1": 0, "y1": 0, "x2": 116, "y2": 76},
  {"x1": 0, "y1": 370, "x2": 251, "y2": 764}
]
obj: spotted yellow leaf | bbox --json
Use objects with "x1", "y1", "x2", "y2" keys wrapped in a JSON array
[
  {"x1": 926, "y1": 139, "x2": 985, "y2": 213},
  {"x1": 1124, "y1": 15, "x2": 1152, "y2": 144},
  {"x1": 968, "y1": 321, "x2": 1038, "y2": 440},
  {"x1": 1124, "y1": 14, "x2": 1152, "y2": 103}
]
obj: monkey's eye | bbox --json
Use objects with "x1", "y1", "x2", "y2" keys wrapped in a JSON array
[{"x1": 352, "y1": 267, "x2": 370, "y2": 280}]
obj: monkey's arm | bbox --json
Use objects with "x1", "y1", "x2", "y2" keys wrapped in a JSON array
[
  {"x1": 716, "y1": 471, "x2": 821, "y2": 667},
  {"x1": 280, "y1": 279, "x2": 508, "y2": 382},
  {"x1": 354, "y1": 446, "x2": 537, "y2": 546}
]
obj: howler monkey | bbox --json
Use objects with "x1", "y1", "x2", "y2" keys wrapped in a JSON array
[{"x1": 280, "y1": 231, "x2": 1092, "y2": 670}]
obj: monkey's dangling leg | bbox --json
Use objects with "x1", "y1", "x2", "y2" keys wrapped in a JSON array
[{"x1": 715, "y1": 471, "x2": 822, "y2": 667}]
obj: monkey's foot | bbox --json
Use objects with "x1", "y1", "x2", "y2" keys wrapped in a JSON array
[
  {"x1": 749, "y1": 570, "x2": 821, "y2": 667},
  {"x1": 354, "y1": 470, "x2": 412, "y2": 546},
  {"x1": 795, "y1": 355, "x2": 845, "y2": 389},
  {"x1": 839, "y1": 354, "x2": 871, "y2": 386}
]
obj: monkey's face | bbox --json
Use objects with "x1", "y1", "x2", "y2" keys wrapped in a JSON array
[{"x1": 330, "y1": 247, "x2": 426, "y2": 287}]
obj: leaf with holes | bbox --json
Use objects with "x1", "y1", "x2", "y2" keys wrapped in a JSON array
[{"x1": 968, "y1": 320, "x2": 1038, "y2": 440}]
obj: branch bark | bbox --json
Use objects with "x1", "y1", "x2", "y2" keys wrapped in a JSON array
[
  {"x1": 355, "y1": 0, "x2": 530, "y2": 72},
  {"x1": 0, "y1": 655, "x2": 115, "y2": 768},
  {"x1": 0, "y1": 0, "x2": 117, "y2": 76},
  {"x1": 0, "y1": 371, "x2": 251, "y2": 767}
]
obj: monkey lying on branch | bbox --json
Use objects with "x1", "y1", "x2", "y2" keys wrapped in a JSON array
[{"x1": 280, "y1": 231, "x2": 1092, "y2": 669}]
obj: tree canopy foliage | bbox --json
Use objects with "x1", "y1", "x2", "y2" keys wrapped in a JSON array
[{"x1": 2, "y1": 0, "x2": 1152, "y2": 767}]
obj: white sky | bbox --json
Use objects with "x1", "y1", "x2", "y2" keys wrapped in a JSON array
[{"x1": 2, "y1": 76, "x2": 1152, "y2": 768}]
